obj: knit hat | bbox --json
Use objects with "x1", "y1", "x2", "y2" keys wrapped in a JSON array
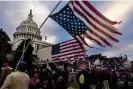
[
  {"x1": 19, "y1": 61, "x2": 27, "y2": 65},
  {"x1": 18, "y1": 61, "x2": 27, "y2": 72}
]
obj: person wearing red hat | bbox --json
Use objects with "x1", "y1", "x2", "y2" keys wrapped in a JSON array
[
  {"x1": 0, "y1": 62, "x2": 11, "y2": 87},
  {"x1": 3, "y1": 63, "x2": 8, "y2": 67},
  {"x1": 29, "y1": 73, "x2": 41, "y2": 89}
]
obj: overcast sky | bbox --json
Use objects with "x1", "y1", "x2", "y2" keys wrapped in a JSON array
[{"x1": 0, "y1": 0, "x2": 133, "y2": 60}]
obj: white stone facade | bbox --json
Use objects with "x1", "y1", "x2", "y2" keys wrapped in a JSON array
[{"x1": 11, "y1": 10, "x2": 51, "y2": 54}]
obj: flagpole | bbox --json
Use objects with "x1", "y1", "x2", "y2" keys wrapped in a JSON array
[
  {"x1": 39, "y1": 0, "x2": 62, "y2": 30},
  {"x1": 15, "y1": 0, "x2": 62, "y2": 71}
]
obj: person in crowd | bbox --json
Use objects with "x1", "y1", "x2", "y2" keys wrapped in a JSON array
[
  {"x1": 40, "y1": 64, "x2": 53, "y2": 89},
  {"x1": 130, "y1": 72, "x2": 133, "y2": 88},
  {"x1": 89, "y1": 69, "x2": 97, "y2": 89},
  {"x1": 0, "y1": 63, "x2": 12, "y2": 87},
  {"x1": 30, "y1": 68, "x2": 39, "y2": 78},
  {"x1": 29, "y1": 73, "x2": 41, "y2": 89},
  {"x1": 96, "y1": 70, "x2": 103, "y2": 89},
  {"x1": 40, "y1": 64, "x2": 47, "y2": 84},
  {"x1": 53, "y1": 68, "x2": 58, "y2": 86},
  {"x1": 63, "y1": 63, "x2": 69, "y2": 87},
  {"x1": 123, "y1": 71, "x2": 129, "y2": 89},
  {"x1": 76, "y1": 68, "x2": 90, "y2": 89},
  {"x1": 0, "y1": 61, "x2": 30, "y2": 89},
  {"x1": 54, "y1": 66, "x2": 68, "y2": 89},
  {"x1": 101, "y1": 69, "x2": 111, "y2": 89},
  {"x1": 111, "y1": 70, "x2": 117, "y2": 89}
]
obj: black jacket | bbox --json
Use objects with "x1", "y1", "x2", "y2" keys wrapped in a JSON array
[{"x1": 76, "y1": 70, "x2": 90, "y2": 89}]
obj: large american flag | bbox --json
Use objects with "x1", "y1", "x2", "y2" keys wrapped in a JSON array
[
  {"x1": 50, "y1": 1, "x2": 122, "y2": 47},
  {"x1": 51, "y1": 39, "x2": 85, "y2": 62}
]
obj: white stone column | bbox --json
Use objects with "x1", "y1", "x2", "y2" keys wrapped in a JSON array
[
  {"x1": 16, "y1": 34, "x2": 17, "y2": 40},
  {"x1": 30, "y1": 34, "x2": 31, "y2": 39},
  {"x1": 31, "y1": 28, "x2": 33, "y2": 33},
  {"x1": 25, "y1": 34, "x2": 26, "y2": 39},
  {"x1": 35, "y1": 44, "x2": 37, "y2": 52},
  {"x1": 24, "y1": 34, "x2": 25, "y2": 39},
  {"x1": 27, "y1": 27, "x2": 28, "y2": 32},
  {"x1": 18, "y1": 34, "x2": 19, "y2": 39},
  {"x1": 26, "y1": 34, "x2": 27, "y2": 39}
]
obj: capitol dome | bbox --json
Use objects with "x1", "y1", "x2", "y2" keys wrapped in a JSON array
[
  {"x1": 12, "y1": 9, "x2": 52, "y2": 56},
  {"x1": 20, "y1": 13, "x2": 38, "y2": 29},
  {"x1": 13, "y1": 10, "x2": 42, "y2": 41}
]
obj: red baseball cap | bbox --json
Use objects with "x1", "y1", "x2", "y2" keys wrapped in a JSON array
[{"x1": 3, "y1": 63, "x2": 8, "y2": 67}]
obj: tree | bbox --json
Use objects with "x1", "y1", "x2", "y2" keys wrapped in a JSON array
[
  {"x1": 14, "y1": 38, "x2": 34, "y2": 71},
  {"x1": 0, "y1": 28, "x2": 12, "y2": 68}
]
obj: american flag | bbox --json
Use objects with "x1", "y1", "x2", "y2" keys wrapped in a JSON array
[
  {"x1": 50, "y1": 1, "x2": 122, "y2": 47},
  {"x1": 77, "y1": 58, "x2": 87, "y2": 70},
  {"x1": 51, "y1": 39, "x2": 85, "y2": 62}
]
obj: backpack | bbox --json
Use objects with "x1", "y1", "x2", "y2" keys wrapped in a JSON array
[{"x1": 79, "y1": 74, "x2": 85, "y2": 84}]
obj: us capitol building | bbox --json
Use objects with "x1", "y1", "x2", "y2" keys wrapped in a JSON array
[{"x1": 11, "y1": 10, "x2": 52, "y2": 54}]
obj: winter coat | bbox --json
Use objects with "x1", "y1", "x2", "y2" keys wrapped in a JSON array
[
  {"x1": 0, "y1": 71, "x2": 30, "y2": 89},
  {"x1": 76, "y1": 70, "x2": 90, "y2": 89},
  {"x1": 54, "y1": 70, "x2": 68, "y2": 89}
]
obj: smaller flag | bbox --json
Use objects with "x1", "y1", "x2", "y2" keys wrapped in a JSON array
[
  {"x1": 79, "y1": 63, "x2": 87, "y2": 70},
  {"x1": 51, "y1": 39, "x2": 85, "y2": 62}
]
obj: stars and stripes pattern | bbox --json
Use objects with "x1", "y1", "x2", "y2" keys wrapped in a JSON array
[
  {"x1": 77, "y1": 58, "x2": 87, "y2": 70},
  {"x1": 51, "y1": 39, "x2": 85, "y2": 62},
  {"x1": 50, "y1": 1, "x2": 122, "y2": 47}
]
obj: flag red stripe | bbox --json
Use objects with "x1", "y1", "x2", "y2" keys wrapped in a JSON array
[
  {"x1": 60, "y1": 46, "x2": 82, "y2": 53},
  {"x1": 60, "y1": 44, "x2": 80, "y2": 50},
  {"x1": 53, "y1": 49, "x2": 84, "y2": 57},
  {"x1": 72, "y1": 4, "x2": 119, "y2": 42},
  {"x1": 75, "y1": 36, "x2": 87, "y2": 47},
  {"x1": 60, "y1": 39, "x2": 77, "y2": 45},
  {"x1": 60, "y1": 42, "x2": 79, "y2": 47},
  {"x1": 84, "y1": 32, "x2": 104, "y2": 47},
  {"x1": 52, "y1": 51, "x2": 84, "y2": 58},
  {"x1": 73, "y1": 36, "x2": 85, "y2": 50},
  {"x1": 87, "y1": 28, "x2": 113, "y2": 47},
  {"x1": 61, "y1": 45, "x2": 81, "y2": 51},
  {"x1": 74, "y1": 1, "x2": 122, "y2": 35},
  {"x1": 78, "y1": 35, "x2": 94, "y2": 48},
  {"x1": 60, "y1": 43, "x2": 79, "y2": 49},
  {"x1": 82, "y1": 1, "x2": 119, "y2": 25},
  {"x1": 52, "y1": 53, "x2": 84, "y2": 59}
]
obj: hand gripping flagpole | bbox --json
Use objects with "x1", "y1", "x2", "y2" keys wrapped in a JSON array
[{"x1": 15, "y1": 0, "x2": 62, "y2": 71}]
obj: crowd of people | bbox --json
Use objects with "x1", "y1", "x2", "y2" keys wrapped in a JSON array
[
  {"x1": 0, "y1": 62, "x2": 69, "y2": 89},
  {"x1": 0, "y1": 61, "x2": 133, "y2": 89},
  {"x1": 76, "y1": 67, "x2": 133, "y2": 89}
]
